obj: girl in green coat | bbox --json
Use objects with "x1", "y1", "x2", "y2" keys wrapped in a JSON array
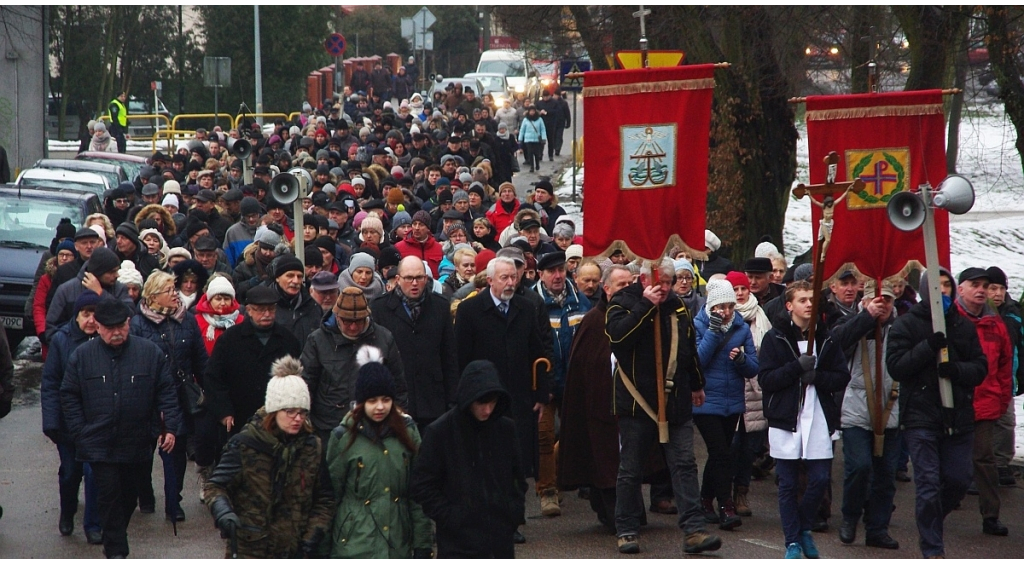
[{"x1": 327, "y1": 346, "x2": 434, "y2": 558}]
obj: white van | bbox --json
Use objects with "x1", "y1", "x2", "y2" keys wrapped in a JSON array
[{"x1": 476, "y1": 50, "x2": 541, "y2": 102}]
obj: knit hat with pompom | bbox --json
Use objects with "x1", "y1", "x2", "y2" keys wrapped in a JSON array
[{"x1": 265, "y1": 356, "x2": 310, "y2": 413}]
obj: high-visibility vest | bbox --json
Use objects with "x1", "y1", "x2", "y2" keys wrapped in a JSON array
[{"x1": 109, "y1": 98, "x2": 127, "y2": 128}]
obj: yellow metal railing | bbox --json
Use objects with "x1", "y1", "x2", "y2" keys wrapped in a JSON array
[
  {"x1": 171, "y1": 113, "x2": 236, "y2": 132},
  {"x1": 233, "y1": 113, "x2": 288, "y2": 130}
]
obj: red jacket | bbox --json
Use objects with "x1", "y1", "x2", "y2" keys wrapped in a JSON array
[
  {"x1": 956, "y1": 301, "x2": 1013, "y2": 421},
  {"x1": 394, "y1": 233, "x2": 443, "y2": 279},
  {"x1": 486, "y1": 199, "x2": 521, "y2": 236}
]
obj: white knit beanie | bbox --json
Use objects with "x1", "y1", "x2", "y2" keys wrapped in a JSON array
[
  {"x1": 265, "y1": 356, "x2": 310, "y2": 413},
  {"x1": 162, "y1": 194, "x2": 178, "y2": 208},
  {"x1": 117, "y1": 260, "x2": 143, "y2": 287},
  {"x1": 205, "y1": 275, "x2": 236, "y2": 300},
  {"x1": 705, "y1": 279, "x2": 737, "y2": 311},
  {"x1": 754, "y1": 241, "x2": 780, "y2": 258},
  {"x1": 704, "y1": 229, "x2": 721, "y2": 252}
]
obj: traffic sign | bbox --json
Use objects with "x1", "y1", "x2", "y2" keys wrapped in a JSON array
[
  {"x1": 560, "y1": 59, "x2": 590, "y2": 92},
  {"x1": 414, "y1": 6, "x2": 436, "y2": 30},
  {"x1": 324, "y1": 33, "x2": 347, "y2": 57}
]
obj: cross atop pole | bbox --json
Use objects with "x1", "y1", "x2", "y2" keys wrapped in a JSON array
[
  {"x1": 792, "y1": 151, "x2": 865, "y2": 350},
  {"x1": 859, "y1": 25, "x2": 884, "y2": 93},
  {"x1": 633, "y1": 6, "x2": 651, "y2": 67}
]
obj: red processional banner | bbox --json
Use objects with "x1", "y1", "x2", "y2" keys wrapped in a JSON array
[
  {"x1": 805, "y1": 90, "x2": 950, "y2": 281},
  {"x1": 582, "y1": 64, "x2": 716, "y2": 260}
]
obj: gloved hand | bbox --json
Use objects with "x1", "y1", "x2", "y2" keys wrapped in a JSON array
[
  {"x1": 413, "y1": 548, "x2": 434, "y2": 559},
  {"x1": 708, "y1": 312, "x2": 723, "y2": 333},
  {"x1": 797, "y1": 354, "x2": 816, "y2": 373},
  {"x1": 0, "y1": 399, "x2": 10, "y2": 420},
  {"x1": 43, "y1": 428, "x2": 62, "y2": 444},
  {"x1": 215, "y1": 512, "x2": 240, "y2": 539},
  {"x1": 732, "y1": 348, "x2": 746, "y2": 364},
  {"x1": 926, "y1": 331, "x2": 947, "y2": 352},
  {"x1": 801, "y1": 369, "x2": 816, "y2": 386},
  {"x1": 301, "y1": 528, "x2": 325, "y2": 558},
  {"x1": 937, "y1": 361, "x2": 958, "y2": 380}
]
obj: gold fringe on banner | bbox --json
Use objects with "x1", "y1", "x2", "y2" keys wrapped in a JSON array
[
  {"x1": 583, "y1": 78, "x2": 716, "y2": 98},
  {"x1": 821, "y1": 260, "x2": 926, "y2": 286},
  {"x1": 590, "y1": 235, "x2": 709, "y2": 264},
  {"x1": 806, "y1": 104, "x2": 943, "y2": 121}
]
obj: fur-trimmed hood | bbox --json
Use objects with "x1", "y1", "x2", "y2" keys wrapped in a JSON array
[{"x1": 135, "y1": 203, "x2": 177, "y2": 237}]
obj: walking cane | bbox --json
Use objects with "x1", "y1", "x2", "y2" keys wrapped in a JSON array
[
  {"x1": 532, "y1": 358, "x2": 551, "y2": 391},
  {"x1": 230, "y1": 527, "x2": 238, "y2": 558},
  {"x1": 653, "y1": 306, "x2": 668, "y2": 443}
]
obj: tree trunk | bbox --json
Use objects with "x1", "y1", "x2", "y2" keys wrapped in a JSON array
[
  {"x1": 655, "y1": 6, "x2": 798, "y2": 260},
  {"x1": 567, "y1": 6, "x2": 611, "y2": 70},
  {"x1": 984, "y1": 7, "x2": 1024, "y2": 178},
  {"x1": 946, "y1": 28, "x2": 969, "y2": 173},
  {"x1": 893, "y1": 6, "x2": 970, "y2": 91}
]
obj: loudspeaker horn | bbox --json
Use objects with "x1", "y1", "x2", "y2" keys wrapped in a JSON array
[
  {"x1": 269, "y1": 173, "x2": 299, "y2": 204},
  {"x1": 226, "y1": 137, "x2": 252, "y2": 159},
  {"x1": 932, "y1": 174, "x2": 975, "y2": 215},
  {"x1": 286, "y1": 167, "x2": 313, "y2": 193},
  {"x1": 886, "y1": 191, "x2": 926, "y2": 232}
]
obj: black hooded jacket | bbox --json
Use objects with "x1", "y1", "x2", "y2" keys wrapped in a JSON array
[
  {"x1": 886, "y1": 268, "x2": 988, "y2": 435},
  {"x1": 410, "y1": 361, "x2": 525, "y2": 559}
]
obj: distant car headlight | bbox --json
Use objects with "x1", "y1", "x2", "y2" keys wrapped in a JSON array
[
  {"x1": 492, "y1": 93, "x2": 505, "y2": 106},
  {"x1": 514, "y1": 84, "x2": 525, "y2": 93}
]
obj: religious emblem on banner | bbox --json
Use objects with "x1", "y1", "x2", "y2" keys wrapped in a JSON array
[
  {"x1": 844, "y1": 147, "x2": 909, "y2": 210},
  {"x1": 621, "y1": 124, "x2": 677, "y2": 189}
]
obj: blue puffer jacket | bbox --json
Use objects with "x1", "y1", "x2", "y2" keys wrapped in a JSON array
[
  {"x1": 130, "y1": 309, "x2": 209, "y2": 435},
  {"x1": 536, "y1": 280, "x2": 592, "y2": 399},
  {"x1": 60, "y1": 336, "x2": 181, "y2": 463},
  {"x1": 41, "y1": 320, "x2": 96, "y2": 436},
  {"x1": 692, "y1": 308, "x2": 758, "y2": 417}
]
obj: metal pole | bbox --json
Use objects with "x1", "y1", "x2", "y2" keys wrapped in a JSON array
[
  {"x1": 572, "y1": 90, "x2": 578, "y2": 202},
  {"x1": 254, "y1": 6, "x2": 264, "y2": 125},
  {"x1": 214, "y1": 85, "x2": 219, "y2": 131},
  {"x1": 920, "y1": 185, "x2": 954, "y2": 411}
]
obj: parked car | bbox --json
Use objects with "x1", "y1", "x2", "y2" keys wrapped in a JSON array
[
  {"x1": 126, "y1": 95, "x2": 173, "y2": 139},
  {"x1": 0, "y1": 185, "x2": 103, "y2": 346},
  {"x1": 463, "y1": 73, "x2": 513, "y2": 107},
  {"x1": 32, "y1": 159, "x2": 127, "y2": 190},
  {"x1": 476, "y1": 49, "x2": 542, "y2": 102},
  {"x1": 15, "y1": 169, "x2": 109, "y2": 198},
  {"x1": 76, "y1": 152, "x2": 149, "y2": 183}
]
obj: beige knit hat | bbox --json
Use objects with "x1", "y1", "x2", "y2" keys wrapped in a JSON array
[{"x1": 265, "y1": 356, "x2": 310, "y2": 413}]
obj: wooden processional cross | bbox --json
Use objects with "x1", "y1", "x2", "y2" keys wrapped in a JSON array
[{"x1": 791, "y1": 152, "x2": 865, "y2": 407}]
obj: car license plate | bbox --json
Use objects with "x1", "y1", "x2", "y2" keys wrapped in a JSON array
[{"x1": 1, "y1": 316, "x2": 23, "y2": 330}]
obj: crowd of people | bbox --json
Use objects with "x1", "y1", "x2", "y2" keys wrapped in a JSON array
[{"x1": 7, "y1": 67, "x2": 1022, "y2": 560}]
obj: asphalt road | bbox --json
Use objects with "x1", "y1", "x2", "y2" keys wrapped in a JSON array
[{"x1": 2, "y1": 357, "x2": 1022, "y2": 558}]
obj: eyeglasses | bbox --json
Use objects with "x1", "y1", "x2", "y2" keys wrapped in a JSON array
[
  {"x1": 282, "y1": 408, "x2": 309, "y2": 419},
  {"x1": 678, "y1": 275, "x2": 694, "y2": 282},
  {"x1": 114, "y1": 198, "x2": 129, "y2": 205},
  {"x1": 400, "y1": 275, "x2": 427, "y2": 283}
]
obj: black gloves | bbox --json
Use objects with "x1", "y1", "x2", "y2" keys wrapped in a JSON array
[
  {"x1": 733, "y1": 348, "x2": 746, "y2": 364},
  {"x1": 708, "y1": 312, "x2": 723, "y2": 333},
  {"x1": 413, "y1": 549, "x2": 434, "y2": 559},
  {"x1": 938, "y1": 362, "x2": 958, "y2": 380},
  {"x1": 927, "y1": 331, "x2": 947, "y2": 352},
  {"x1": 215, "y1": 512, "x2": 240, "y2": 539},
  {"x1": 797, "y1": 354, "x2": 816, "y2": 372},
  {"x1": 801, "y1": 369, "x2": 816, "y2": 386},
  {"x1": 301, "y1": 528, "x2": 325, "y2": 558}
]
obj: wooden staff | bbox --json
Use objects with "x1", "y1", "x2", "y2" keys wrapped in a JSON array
[
  {"x1": 653, "y1": 306, "x2": 668, "y2": 443},
  {"x1": 787, "y1": 88, "x2": 962, "y2": 103},
  {"x1": 532, "y1": 358, "x2": 551, "y2": 391},
  {"x1": 873, "y1": 319, "x2": 885, "y2": 457}
]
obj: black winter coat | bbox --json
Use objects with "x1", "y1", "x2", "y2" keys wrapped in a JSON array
[
  {"x1": 410, "y1": 361, "x2": 525, "y2": 559},
  {"x1": 41, "y1": 321, "x2": 96, "y2": 437},
  {"x1": 204, "y1": 320, "x2": 302, "y2": 423},
  {"x1": 130, "y1": 309, "x2": 209, "y2": 435},
  {"x1": 270, "y1": 283, "x2": 323, "y2": 345},
  {"x1": 605, "y1": 283, "x2": 704, "y2": 424},
  {"x1": 758, "y1": 321, "x2": 850, "y2": 435},
  {"x1": 454, "y1": 290, "x2": 551, "y2": 479},
  {"x1": 886, "y1": 301, "x2": 988, "y2": 435},
  {"x1": 60, "y1": 336, "x2": 181, "y2": 463},
  {"x1": 371, "y1": 290, "x2": 459, "y2": 422}
]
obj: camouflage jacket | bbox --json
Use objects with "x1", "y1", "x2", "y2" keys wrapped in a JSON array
[{"x1": 204, "y1": 410, "x2": 336, "y2": 558}]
